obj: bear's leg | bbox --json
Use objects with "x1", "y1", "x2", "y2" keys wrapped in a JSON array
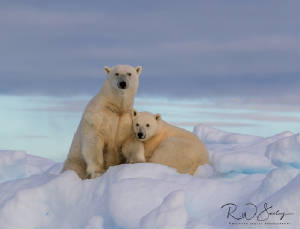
[
  {"x1": 122, "y1": 139, "x2": 145, "y2": 163},
  {"x1": 61, "y1": 130, "x2": 89, "y2": 179},
  {"x1": 81, "y1": 130, "x2": 105, "y2": 179},
  {"x1": 128, "y1": 141, "x2": 145, "y2": 163},
  {"x1": 62, "y1": 157, "x2": 87, "y2": 179}
]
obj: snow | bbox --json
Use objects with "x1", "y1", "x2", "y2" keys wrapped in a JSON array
[
  {"x1": 85, "y1": 216, "x2": 104, "y2": 228},
  {"x1": 0, "y1": 150, "x2": 55, "y2": 183},
  {"x1": 193, "y1": 125, "x2": 298, "y2": 175},
  {"x1": 193, "y1": 124, "x2": 263, "y2": 144},
  {"x1": 194, "y1": 164, "x2": 216, "y2": 178},
  {"x1": 0, "y1": 125, "x2": 299, "y2": 228},
  {"x1": 140, "y1": 190, "x2": 188, "y2": 229},
  {"x1": 251, "y1": 166, "x2": 299, "y2": 203},
  {"x1": 212, "y1": 151, "x2": 275, "y2": 174},
  {"x1": 265, "y1": 133, "x2": 300, "y2": 168}
]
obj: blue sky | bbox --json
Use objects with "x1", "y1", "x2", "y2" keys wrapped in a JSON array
[{"x1": 0, "y1": 1, "x2": 299, "y2": 161}]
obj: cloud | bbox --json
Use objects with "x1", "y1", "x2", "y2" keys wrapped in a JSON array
[
  {"x1": 193, "y1": 112, "x2": 299, "y2": 123},
  {"x1": 206, "y1": 97, "x2": 300, "y2": 112},
  {"x1": 135, "y1": 97, "x2": 300, "y2": 112},
  {"x1": 11, "y1": 98, "x2": 89, "y2": 113},
  {"x1": 17, "y1": 135, "x2": 49, "y2": 139},
  {"x1": 137, "y1": 72, "x2": 300, "y2": 108},
  {"x1": 72, "y1": 34, "x2": 298, "y2": 75},
  {"x1": 162, "y1": 35, "x2": 298, "y2": 53},
  {"x1": 170, "y1": 121, "x2": 258, "y2": 128},
  {"x1": 0, "y1": 9, "x2": 104, "y2": 28},
  {"x1": 0, "y1": 0, "x2": 298, "y2": 103}
]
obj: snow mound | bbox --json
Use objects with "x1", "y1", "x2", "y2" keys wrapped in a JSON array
[
  {"x1": 265, "y1": 134, "x2": 300, "y2": 168},
  {"x1": 251, "y1": 167, "x2": 300, "y2": 203},
  {"x1": 140, "y1": 190, "x2": 188, "y2": 229},
  {"x1": 85, "y1": 216, "x2": 104, "y2": 228},
  {"x1": 249, "y1": 174, "x2": 300, "y2": 228},
  {"x1": 193, "y1": 124, "x2": 263, "y2": 144},
  {"x1": 193, "y1": 126, "x2": 298, "y2": 175},
  {"x1": 262, "y1": 131, "x2": 294, "y2": 144},
  {"x1": 194, "y1": 164, "x2": 216, "y2": 178},
  {"x1": 0, "y1": 163, "x2": 267, "y2": 228},
  {"x1": 0, "y1": 126, "x2": 299, "y2": 228},
  {"x1": 0, "y1": 150, "x2": 55, "y2": 183},
  {"x1": 212, "y1": 151, "x2": 275, "y2": 174}
]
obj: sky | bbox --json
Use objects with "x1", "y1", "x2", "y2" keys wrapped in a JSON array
[{"x1": 0, "y1": 1, "x2": 299, "y2": 161}]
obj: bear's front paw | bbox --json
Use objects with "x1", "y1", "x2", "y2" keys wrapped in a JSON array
[
  {"x1": 128, "y1": 155, "x2": 146, "y2": 164},
  {"x1": 88, "y1": 171, "x2": 103, "y2": 179},
  {"x1": 130, "y1": 159, "x2": 146, "y2": 163},
  {"x1": 86, "y1": 165, "x2": 104, "y2": 179}
]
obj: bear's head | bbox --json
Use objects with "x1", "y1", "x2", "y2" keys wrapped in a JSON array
[
  {"x1": 132, "y1": 110, "x2": 161, "y2": 141},
  {"x1": 104, "y1": 65, "x2": 142, "y2": 91}
]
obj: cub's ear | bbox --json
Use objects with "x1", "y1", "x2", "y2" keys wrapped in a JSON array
[
  {"x1": 132, "y1": 109, "x2": 139, "y2": 118},
  {"x1": 155, "y1": 113, "x2": 161, "y2": 121},
  {"x1": 104, "y1": 66, "x2": 111, "y2": 74},
  {"x1": 135, "y1": 66, "x2": 142, "y2": 75}
]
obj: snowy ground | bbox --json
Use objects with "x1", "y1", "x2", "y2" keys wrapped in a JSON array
[{"x1": 0, "y1": 125, "x2": 299, "y2": 228}]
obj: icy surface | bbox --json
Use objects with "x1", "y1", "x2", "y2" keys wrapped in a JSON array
[
  {"x1": 140, "y1": 190, "x2": 188, "y2": 229},
  {"x1": 0, "y1": 126, "x2": 299, "y2": 228},
  {"x1": 193, "y1": 124, "x2": 263, "y2": 144},
  {"x1": 0, "y1": 150, "x2": 55, "y2": 183},
  {"x1": 265, "y1": 133, "x2": 300, "y2": 168}
]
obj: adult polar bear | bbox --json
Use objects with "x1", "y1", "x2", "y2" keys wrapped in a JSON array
[{"x1": 62, "y1": 65, "x2": 142, "y2": 179}]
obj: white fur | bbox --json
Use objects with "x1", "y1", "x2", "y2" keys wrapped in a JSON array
[
  {"x1": 62, "y1": 65, "x2": 142, "y2": 179},
  {"x1": 122, "y1": 110, "x2": 209, "y2": 174}
]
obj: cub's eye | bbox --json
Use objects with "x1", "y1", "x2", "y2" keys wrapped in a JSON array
[
  {"x1": 146, "y1": 124, "x2": 150, "y2": 127},
  {"x1": 115, "y1": 73, "x2": 119, "y2": 76},
  {"x1": 136, "y1": 123, "x2": 139, "y2": 127},
  {"x1": 127, "y1": 72, "x2": 132, "y2": 76}
]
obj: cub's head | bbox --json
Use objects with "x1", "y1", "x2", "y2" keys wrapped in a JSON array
[
  {"x1": 132, "y1": 110, "x2": 161, "y2": 141},
  {"x1": 104, "y1": 65, "x2": 142, "y2": 91}
]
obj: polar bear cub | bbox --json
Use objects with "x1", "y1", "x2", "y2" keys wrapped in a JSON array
[{"x1": 122, "y1": 110, "x2": 209, "y2": 174}]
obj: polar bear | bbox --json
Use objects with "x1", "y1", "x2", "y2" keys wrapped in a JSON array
[
  {"x1": 122, "y1": 110, "x2": 209, "y2": 174},
  {"x1": 62, "y1": 65, "x2": 142, "y2": 179}
]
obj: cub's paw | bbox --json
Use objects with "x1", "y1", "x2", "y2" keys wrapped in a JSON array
[{"x1": 128, "y1": 155, "x2": 146, "y2": 164}]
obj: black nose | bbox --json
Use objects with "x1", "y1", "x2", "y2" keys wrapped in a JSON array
[
  {"x1": 138, "y1": 132, "x2": 143, "y2": 139},
  {"x1": 118, "y1": 81, "x2": 127, "y2": 89}
]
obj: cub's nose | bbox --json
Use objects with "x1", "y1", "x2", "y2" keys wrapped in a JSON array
[
  {"x1": 137, "y1": 132, "x2": 144, "y2": 139},
  {"x1": 118, "y1": 81, "x2": 127, "y2": 89}
]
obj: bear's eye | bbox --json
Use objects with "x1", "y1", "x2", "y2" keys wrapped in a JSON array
[
  {"x1": 146, "y1": 124, "x2": 150, "y2": 127},
  {"x1": 136, "y1": 123, "x2": 139, "y2": 127},
  {"x1": 115, "y1": 73, "x2": 119, "y2": 76},
  {"x1": 127, "y1": 72, "x2": 131, "y2": 76}
]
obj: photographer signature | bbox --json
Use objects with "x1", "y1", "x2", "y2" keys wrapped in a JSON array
[{"x1": 221, "y1": 202, "x2": 293, "y2": 221}]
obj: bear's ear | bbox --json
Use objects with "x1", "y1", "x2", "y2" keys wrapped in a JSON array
[
  {"x1": 132, "y1": 109, "x2": 139, "y2": 118},
  {"x1": 155, "y1": 113, "x2": 161, "y2": 121},
  {"x1": 104, "y1": 66, "x2": 111, "y2": 74},
  {"x1": 135, "y1": 66, "x2": 142, "y2": 75}
]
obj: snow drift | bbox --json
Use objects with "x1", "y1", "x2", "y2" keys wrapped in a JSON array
[{"x1": 0, "y1": 125, "x2": 299, "y2": 228}]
